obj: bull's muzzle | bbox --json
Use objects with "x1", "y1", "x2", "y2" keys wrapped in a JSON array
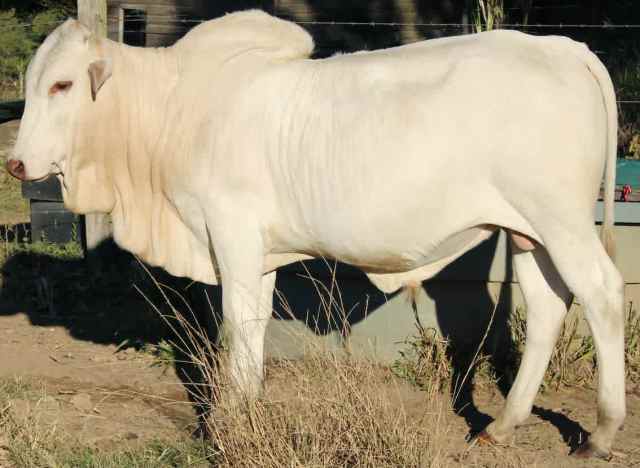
[{"x1": 6, "y1": 159, "x2": 26, "y2": 181}]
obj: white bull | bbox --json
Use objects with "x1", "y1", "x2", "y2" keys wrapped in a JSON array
[{"x1": 7, "y1": 10, "x2": 624, "y2": 458}]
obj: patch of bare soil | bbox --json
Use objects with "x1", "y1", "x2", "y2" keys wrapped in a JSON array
[
  {"x1": 0, "y1": 313, "x2": 195, "y2": 448},
  {"x1": 0, "y1": 311, "x2": 638, "y2": 467}
]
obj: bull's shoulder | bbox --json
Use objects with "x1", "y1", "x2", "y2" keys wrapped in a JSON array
[{"x1": 174, "y1": 10, "x2": 314, "y2": 62}]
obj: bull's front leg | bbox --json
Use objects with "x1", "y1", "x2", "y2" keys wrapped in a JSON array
[{"x1": 208, "y1": 221, "x2": 275, "y2": 399}]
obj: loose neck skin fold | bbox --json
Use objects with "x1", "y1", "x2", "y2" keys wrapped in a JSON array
[{"x1": 65, "y1": 40, "x2": 180, "y2": 260}]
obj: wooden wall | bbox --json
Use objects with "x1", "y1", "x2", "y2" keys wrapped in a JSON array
[
  {"x1": 104, "y1": 1, "x2": 617, "y2": 55},
  {"x1": 105, "y1": 0, "x2": 470, "y2": 54},
  {"x1": 106, "y1": 1, "x2": 272, "y2": 47}
]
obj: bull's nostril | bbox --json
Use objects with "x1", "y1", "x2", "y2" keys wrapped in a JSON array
[{"x1": 6, "y1": 159, "x2": 26, "y2": 180}]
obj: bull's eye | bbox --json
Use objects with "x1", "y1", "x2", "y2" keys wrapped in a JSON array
[{"x1": 49, "y1": 81, "x2": 73, "y2": 96}]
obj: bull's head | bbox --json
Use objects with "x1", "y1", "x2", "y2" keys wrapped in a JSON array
[{"x1": 6, "y1": 19, "x2": 112, "y2": 182}]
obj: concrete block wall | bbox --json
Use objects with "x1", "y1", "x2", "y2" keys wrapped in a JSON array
[{"x1": 264, "y1": 222, "x2": 640, "y2": 363}]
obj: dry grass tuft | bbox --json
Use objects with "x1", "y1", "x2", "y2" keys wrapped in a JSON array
[
  {"x1": 392, "y1": 324, "x2": 454, "y2": 395},
  {"x1": 207, "y1": 357, "x2": 447, "y2": 467},
  {"x1": 136, "y1": 269, "x2": 453, "y2": 467},
  {"x1": 625, "y1": 305, "x2": 640, "y2": 383}
]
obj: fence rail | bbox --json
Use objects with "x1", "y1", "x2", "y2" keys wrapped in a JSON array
[{"x1": 1, "y1": 14, "x2": 640, "y2": 107}]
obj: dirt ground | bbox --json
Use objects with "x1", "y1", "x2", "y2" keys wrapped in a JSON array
[
  {"x1": 0, "y1": 312, "x2": 194, "y2": 445},
  {"x1": 0, "y1": 310, "x2": 638, "y2": 467}
]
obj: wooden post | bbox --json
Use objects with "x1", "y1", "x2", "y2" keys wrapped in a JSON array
[
  {"x1": 78, "y1": 0, "x2": 107, "y2": 36},
  {"x1": 78, "y1": 0, "x2": 112, "y2": 251}
]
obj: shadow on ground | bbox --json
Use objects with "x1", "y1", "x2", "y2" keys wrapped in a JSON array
[{"x1": 0, "y1": 231, "x2": 588, "y2": 448}]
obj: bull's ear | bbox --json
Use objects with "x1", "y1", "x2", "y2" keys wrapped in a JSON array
[{"x1": 88, "y1": 59, "x2": 112, "y2": 101}]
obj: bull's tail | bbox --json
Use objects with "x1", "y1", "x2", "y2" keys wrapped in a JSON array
[{"x1": 579, "y1": 43, "x2": 618, "y2": 260}]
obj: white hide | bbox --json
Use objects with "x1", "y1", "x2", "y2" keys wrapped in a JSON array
[{"x1": 13, "y1": 10, "x2": 624, "y2": 456}]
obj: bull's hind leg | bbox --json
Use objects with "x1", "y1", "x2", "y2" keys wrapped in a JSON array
[
  {"x1": 535, "y1": 226, "x2": 625, "y2": 458},
  {"x1": 483, "y1": 245, "x2": 571, "y2": 443}
]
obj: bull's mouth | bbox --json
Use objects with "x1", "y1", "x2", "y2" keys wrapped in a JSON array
[
  {"x1": 16, "y1": 172, "x2": 52, "y2": 183},
  {"x1": 9, "y1": 159, "x2": 66, "y2": 183}
]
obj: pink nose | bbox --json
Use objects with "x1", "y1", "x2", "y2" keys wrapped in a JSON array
[{"x1": 6, "y1": 159, "x2": 26, "y2": 180}]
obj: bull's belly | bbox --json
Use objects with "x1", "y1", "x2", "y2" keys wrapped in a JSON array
[
  {"x1": 266, "y1": 178, "x2": 543, "y2": 276},
  {"x1": 264, "y1": 224, "x2": 497, "y2": 276},
  {"x1": 331, "y1": 225, "x2": 496, "y2": 274}
]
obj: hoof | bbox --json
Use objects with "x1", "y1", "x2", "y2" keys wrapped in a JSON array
[
  {"x1": 475, "y1": 430, "x2": 498, "y2": 446},
  {"x1": 572, "y1": 440, "x2": 612, "y2": 461}
]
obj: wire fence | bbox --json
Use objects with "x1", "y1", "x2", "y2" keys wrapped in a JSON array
[
  {"x1": 1, "y1": 14, "x2": 640, "y2": 107},
  {"x1": 6, "y1": 15, "x2": 640, "y2": 30}
]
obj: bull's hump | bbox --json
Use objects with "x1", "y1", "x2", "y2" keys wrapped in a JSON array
[{"x1": 175, "y1": 10, "x2": 314, "y2": 62}]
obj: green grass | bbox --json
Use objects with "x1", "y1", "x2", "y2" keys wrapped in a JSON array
[
  {"x1": 59, "y1": 441, "x2": 212, "y2": 468},
  {"x1": 0, "y1": 375, "x2": 37, "y2": 403},
  {"x1": 0, "y1": 158, "x2": 29, "y2": 227},
  {"x1": 0, "y1": 118, "x2": 28, "y2": 225},
  {"x1": 0, "y1": 425, "x2": 211, "y2": 468},
  {"x1": 0, "y1": 238, "x2": 83, "y2": 278}
]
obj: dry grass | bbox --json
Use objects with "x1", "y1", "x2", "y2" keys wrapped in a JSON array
[
  {"x1": 118, "y1": 265, "x2": 640, "y2": 467},
  {"x1": 625, "y1": 305, "x2": 640, "y2": 383},
  {"x1": 137, "y1": 270, "x2": 453, "y2": 466},
  {"x1": 506, "y1": 305, "x2": 640, "y2": 391},
  {"x1": 506, "y1": 307, "x2": 597, "y2": 391},
  {"x1": 392, "y1": 324, "x2": 454, "y2": 394},
  {"x1": 0, "y1": 282, "x2": 638, "y2": 466},
  {"x1": 134, "y1": 273, "x2": 533, "y2": 468},
  {"x1": 0, "y1": 377, "x2": 211, "y2": 467},
  {"x1": 208, "y1": 358, "x2": 447, "y2": 467},
  {"x1": 1, "y1": 243, "x2": 639, "y2": 465}
]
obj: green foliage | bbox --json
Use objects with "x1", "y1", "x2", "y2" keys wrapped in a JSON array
[
  {"x1": 0, "y1": 7, "x2": 66, "y2": 98},
  {"x1": 32, "y1": 8, "x2": 65, "y2": 37},
  {"x1": 473, "y1": 0, "x2": 505, "y2": 32},
  {"x1": 609, "y1": 43, "x2": 640, "y2": 158},
  {"x1": 392, "y1": 325, "x2": 453, "y2": 393},
  {"x1": 0, "y1": 1, "x2": 75, "y2": 17},
  {"x1": 0, "y1": 10, "x2": 35, "y2": 88},
  {"x1": 629, "y1": 135, "x2": 640, "y2": 160},
  {"x1": 35, "y1": 0, "x2": 76, "y2": 17}
]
